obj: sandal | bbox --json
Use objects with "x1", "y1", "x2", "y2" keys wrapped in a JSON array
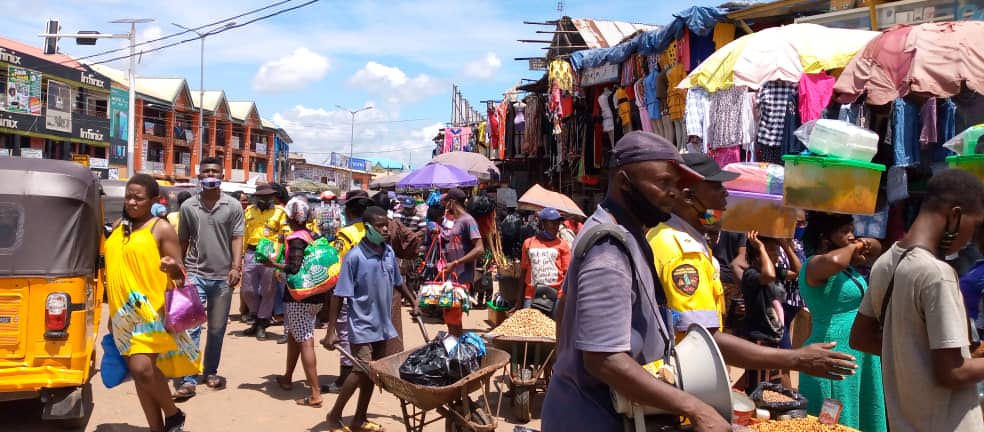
[
  {"x1": 172, "y1": 383, "x2": 196, "y2": 401},
  {"x1": 353, "y1": 420, "x2": 384, "y2": 432},
  {"x1": 295, "y1": 395, "x2": 323, "y2": 407},
  {"x1": 275, "y1": 376, "x2": 293, "y2": 391},
  {"x1": 205, "y1": 375, "x2": 226, "y2": 389}
]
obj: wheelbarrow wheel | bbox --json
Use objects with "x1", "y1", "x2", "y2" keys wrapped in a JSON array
[{"x1": 512, "y1": 367, "x2": 533, "y2": 423}]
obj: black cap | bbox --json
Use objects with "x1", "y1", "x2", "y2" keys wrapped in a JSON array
[
  {"x1": 254, "y1": 183, "x2": 276, "y2": 196},
  {"x1": 444, "y1": 187, "x2": 466, "y2": 203},
  {"x1": 342, "y1": 189, "x2": 370, "y2": 205},
  {"x1": 682, "y1": 153, "x2": 740, "y2": 182},
  {"x1": 613, "y1": 131, "x2": 703, "y2": 181}
]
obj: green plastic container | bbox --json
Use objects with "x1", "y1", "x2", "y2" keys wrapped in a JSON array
[
  {"x1": 782, "y1": 155, "x2": 885, "y2": 215},
  {"x1": 947, "y1": 154, "x2": 984, "y2": 182}
]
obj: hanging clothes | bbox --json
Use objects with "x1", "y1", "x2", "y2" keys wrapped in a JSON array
[
  {"x1": 513, "y1": 101, "x2": 526, "y2": 157},
  {"x1": 598, "y1": 88, "x2": 615, "y2": 132},
  {"x1": 685, "y1": 86, "x2": 712, "y2": 145},
  {"x1": 707, "y1": 86, "x2": 746, "y2": 149},
  {"x1": 689, "y1": 33, "x2": 716, "y2": 73},
  {"x1": 741, "y1": 91, "x2": 757, "y2": 151},
  {"x1": 799, "y1": 72, "x2": 836, "y2": 123},
  {"x1": 713, "y1": 23, "x2": 736, "y2": 50},
  {"x1": 488, "y1": 107, "x2": 500, "y2": 153},
  {"x1": 919, "y1": 98, "x2": 937, "y2": 147},
  {"x1": 892, "y1": 98, "x2": 922, "y2": 167},
  {"x1": 523, "y1": 96, "x2": 543, "y2": 156},
  {"x1": 666, "y1": 64, "x2": 687, "y2": 120},
  {"x1": 504, "y1": 102, "x2": 516, "y2": 159},
  {"x1": 939, "y1": 98, "x2": 957, "y2": 144},
  {"x1": 634, "y1": 78, "x2": 653, "y2": 133},
  {"x1": 644, "y1": 69, "x2": 663, "y2": 123},
  {"x1": 677, "y1": 30, "x2": 692, "y2": 72},
  {"x1": 709, "y1": 146, "x2": 741, "y2": 167},
  {"x1": 615, "y1": 87, "x2": 633, "y2": 131},
  {"x1": 756, "y1": 81, "x2": 798, "y2": 149},
  {"x1": 548, "y1": 60, "x2": 574, "y2": 93}
]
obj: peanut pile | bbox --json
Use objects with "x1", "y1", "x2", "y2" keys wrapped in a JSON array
[
  {"x1": 761, "y1": 389, "x2": 795, "y2": 403},
  {"x1": 489, "y1": 309, "x2": 556, "y2": 339},
  {"x1": 750, "y1": 417, "x2": 859, "y2": 432}
]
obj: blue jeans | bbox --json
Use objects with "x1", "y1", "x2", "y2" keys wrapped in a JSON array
[{"x1": 181, "y1": 275, "x2": 233, "y2": 385}]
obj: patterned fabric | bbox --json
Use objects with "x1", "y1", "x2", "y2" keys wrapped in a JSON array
[
  {"x1": 685, "y1": 86, "x2": 712, "y2": 141},
  {"x1": 707, "y1": 86, "x2": 746, "y2": 149},
  {"x1": 285, "y1": 302, "x2": 321, "y2": 342},
  {"x1": 708, "y1": 146, "x2": 741, "y2": 167},
  {"x1": 756, "y1": 81, "x2": 798, "y2": 148}
]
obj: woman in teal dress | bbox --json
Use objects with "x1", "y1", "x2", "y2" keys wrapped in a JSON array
[{"x1": 798, "y1": 212, "x2": 886, "y2": 432}]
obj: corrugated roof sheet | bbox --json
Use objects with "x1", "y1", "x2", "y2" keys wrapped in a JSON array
[
  {"x1": 571, "y1": 19, "x2": 658, "y2": 49},
  {"x1": 228, "y1": 101, "x2": 258, "y2": 121},
  {"x1": 89, "y1": 64, "x2": 191, "y2": 104},
  {"x1": 191, "y1": 90, "x2": 228, "y2": 113}
]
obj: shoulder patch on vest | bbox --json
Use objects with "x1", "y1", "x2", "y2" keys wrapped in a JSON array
[{"x1": 671, "y1": 264, "x2": 700, "y2": 296}]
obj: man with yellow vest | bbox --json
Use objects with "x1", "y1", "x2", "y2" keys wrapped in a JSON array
[
  {"x1": 242, "y1": 183, "x2": 290, "y2": 340},
  {"x1": 321, "y1": 189, "x2": 370, "y2": 393},
  {"x1": 648, "y1": 153, "x2": 737, "y2": 340}
]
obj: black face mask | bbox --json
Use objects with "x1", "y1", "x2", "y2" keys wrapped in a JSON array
[
  {"x1": 623, "y1": 173, "x2": 671, "y2": 228},
  {"x1": 256, "y1": 198, "x2": 273, "y2": 211}
]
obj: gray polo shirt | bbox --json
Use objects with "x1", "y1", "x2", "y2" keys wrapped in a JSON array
[
  {"x1": 542, "y1": 205, "x2": 674, "y2": 432},
  {"x1": 179, "y1": 193, "x2": 245, "y2": 279}
]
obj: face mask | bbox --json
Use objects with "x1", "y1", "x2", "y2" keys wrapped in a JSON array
[
  {"x1": 700, "y1": 209, "x2": 723, "y2": 227},
  {"x1": 365, "y1": 225, "x2": 385, "y2": 245},
  {"x1": 540, "y1": 229, "x2": 557, "y2": 241},
  {"x1": 623, "y1": 175, "x2": 671, "y2": 228},
  {"x1": 794, "y1": 226, "x2": 807, "y2": 241},
  {"x1": 201, "y1": 177, "x2": 221, "y2": 190},
  {"x1": 256, "y1": 198, "x2": 272, "y2": 211}
]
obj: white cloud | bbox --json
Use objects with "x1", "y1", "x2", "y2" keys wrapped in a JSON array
[
  {"x1": 347, "y1": 62, "x2": 444, "y2": 105},
  {"x1": 252, "y1": 47, "x2": 330, "y2": 93},
  {"x1": 272, "y1": 104, "x2": 439, "y2": 169},
  {"x1": 462, "y1": 52, "x2": 502, "y2": 81}
]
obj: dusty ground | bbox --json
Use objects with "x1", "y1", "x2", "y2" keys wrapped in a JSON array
[{"x1": 0, "y1": 297, "x2": 542, "y2": 432}]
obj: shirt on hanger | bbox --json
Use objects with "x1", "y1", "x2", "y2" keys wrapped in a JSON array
[
  {"x1": 599, "y1": 88, "x2": 615, "y2": 132},
  {"x1": 798, "y1": 72, "x2": 836, "y2": 123}
]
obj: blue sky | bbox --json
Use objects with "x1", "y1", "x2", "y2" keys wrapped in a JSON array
[{"x1": 6, "y1": 0, "x2": 719, "y2": 167}]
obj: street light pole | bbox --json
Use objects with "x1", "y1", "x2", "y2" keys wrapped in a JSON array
[
  {"x1": 335, "y1": 104, "x2": 372, "y2": 190},
  {"x1": 172, "y1": 22, "x2": 235, "y2": 177}
]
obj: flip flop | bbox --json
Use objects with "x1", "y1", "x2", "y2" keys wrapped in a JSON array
[
  {"x1": 205, "y1": 375, "x2": 226, "y2": 389},
  {"x1": 295, "y1": 396, "x2": 323, "y2": 408},
  {"x1": 172, "y1": 383, "x2": 196, "y2": 401},
  {"x1": 275, "y1": 376, "x2": 293, "y2": 391},
  {"x1": 353, "y1": 420, "x2": 384, "y2": 432}
]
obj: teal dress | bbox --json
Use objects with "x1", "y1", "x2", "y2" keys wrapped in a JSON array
[{"x1": 798, "y1": 258, "x2": 887, "y2": 432}]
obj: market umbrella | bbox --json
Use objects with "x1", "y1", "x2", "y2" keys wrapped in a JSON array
[
  {"x1": 369, "y1": 172, "x2": 409, "y2": 190},
  {"x1": 517, "y1": 184, "x2": 586, "y2": 219},
  {"x1": 834, "y1": 21, "x2": 984, "y2": 106},
  {"x1": 431, "y1": 151, "x2": 500, "y2": 181},
  {"x1": 397, "y1": 162, "x2": 477, "y2": 190},
  {"x1": 680, "y1": 23, "x2": 878, "y2": 92}
]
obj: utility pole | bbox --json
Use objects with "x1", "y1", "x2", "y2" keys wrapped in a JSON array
[
  {"x1": 336, "y1": 104, "x2": 372, "y2": 190},
  {"x1": 172, "y1": 21, "x2": 236, "y2": 177},
  {"x1": 41, "y1": 18, "x2": 154, "y2": 179}
]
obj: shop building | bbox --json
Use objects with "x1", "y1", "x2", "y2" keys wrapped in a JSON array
[
  {"x1": 289, "y1": 153, "x2": 374, "y2": 191},
  {"x1": 0, "y1": 37, "x2": 116, "y2": 178}
]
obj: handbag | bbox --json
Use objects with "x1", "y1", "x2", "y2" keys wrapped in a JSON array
[
  {"x1": 100, "y1": 333, "x2": 129, "y2": 388},
  {"x1": 165, "y1": 277, "x2": 207, "y2": 332}
]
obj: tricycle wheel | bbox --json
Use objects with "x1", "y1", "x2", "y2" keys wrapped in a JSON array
[{"x1": 511, "y1": 367, "x2": 533, "y2": 423}]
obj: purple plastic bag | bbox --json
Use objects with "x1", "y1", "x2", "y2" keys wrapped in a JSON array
[{"x1": 165, "y1": 282, "x2": 206, "y2": 332}]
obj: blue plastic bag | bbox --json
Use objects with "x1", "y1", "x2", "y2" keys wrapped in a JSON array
[{"x1": 100, "y1": 334, "x2": 129, "y2": 388}]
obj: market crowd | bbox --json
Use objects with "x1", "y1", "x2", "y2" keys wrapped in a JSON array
[{"x1": 102, "y1": 132, "x2": 984, "y2": 432}]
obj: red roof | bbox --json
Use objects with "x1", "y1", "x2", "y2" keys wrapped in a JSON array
[{"x1": 0, "y1": 36, "x2": 85, "y2": 71}]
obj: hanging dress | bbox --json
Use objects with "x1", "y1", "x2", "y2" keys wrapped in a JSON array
[{"x1": 105, "y1": 219, "x2": 201, "y2": 378}]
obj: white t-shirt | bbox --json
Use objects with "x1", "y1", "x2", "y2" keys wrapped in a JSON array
[{"x1": 859, "y1": 244, "x2": 984, "y2": 432}]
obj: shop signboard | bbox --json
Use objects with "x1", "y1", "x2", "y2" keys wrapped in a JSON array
[
  {"x1": 348, "y1": 157, "x2": 368, "y2": 172},
  {"x1": 109, "y1": 141, "x2": 127, "y2": 165},
  {"x1": 110, "y1": 88, "x2": 128, "y2": 140},
  {"x1": 20, "y1": 148, "x2": 43, "y2": 159},
  {"x1": 5, "y1": 66, "x2": 42, "y2": 115},
  {"x1": 45, "y1": 80, "x2": 72, "y2": 133},
  {"x1": 71, "y1": 153, "x2": 90, "y2": 168},
  {"x1": 580, "y1": 63, "x2": 620, "y2": 87},
  {"x1": 89, "y1": 157, "x2": 108, "y2": 169}
]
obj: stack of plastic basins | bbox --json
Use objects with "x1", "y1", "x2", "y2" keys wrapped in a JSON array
[
  {"x1": 721, "y1": 162, "x2": 797, "y2": 238},
  {"x1": 946, "y1": 124, "x2": 984, "y2": 182}
]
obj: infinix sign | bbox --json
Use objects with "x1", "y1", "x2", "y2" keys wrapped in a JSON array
[
  {"x1": 0, "y1": 117, "x2": 19, "y2": 129},
  {"x1": 0, "y1": 48, "x2": 22, "y2": 65},
  {"x1": 80, "y1": 72, "x2": 105, "y2": 88},
  {"x1": 79, "y1": 128, "x2": 104, "y2": 141}
]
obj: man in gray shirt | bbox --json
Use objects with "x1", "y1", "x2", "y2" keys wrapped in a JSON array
[{"x1": 175, "y1": 157, "x2": 244, "y2": 399}]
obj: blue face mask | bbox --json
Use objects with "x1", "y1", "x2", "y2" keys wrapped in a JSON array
[
  {"x1": 540, "y1": 229, "x2": 556, "y2": 241},
  {"x1": 200, "y1": 177, "x2": 221, "y2": 190},
  {"x1": 794, "y1": 226, "x2": 807, "y2": 240}
]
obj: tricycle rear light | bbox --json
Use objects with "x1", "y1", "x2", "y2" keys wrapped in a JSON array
[{"x1": 45, "y1": 292, "x2": 69, "y2": 332}]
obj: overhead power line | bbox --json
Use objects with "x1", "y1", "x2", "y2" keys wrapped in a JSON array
[
  {"x1": 87, "y1": 0, "x2": 320, "y2": 66},
  {"x1": 62, "y1": 0, "x2": 297, "y2": 65}
]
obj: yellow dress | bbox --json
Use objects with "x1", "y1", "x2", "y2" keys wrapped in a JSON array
[{"x1": 105, "y1": 219, "x2": 201, "y2": 378}]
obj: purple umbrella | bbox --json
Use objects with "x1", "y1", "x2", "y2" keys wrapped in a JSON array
[{"x1": 397, "y1": 162, "x2": 478, "y2": 190}]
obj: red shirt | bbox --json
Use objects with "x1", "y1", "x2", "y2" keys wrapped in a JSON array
[{"x1": 521, "y1": 235, "x2": 572, "y2": 299}]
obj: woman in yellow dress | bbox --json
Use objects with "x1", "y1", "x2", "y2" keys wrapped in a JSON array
[{"x1": 105, "y1": 174, "x2": 201, "y2": 432}]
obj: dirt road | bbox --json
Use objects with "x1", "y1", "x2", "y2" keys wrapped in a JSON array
[{"x1": 0, "y1": 297, "x2": 543, "y2": 432}]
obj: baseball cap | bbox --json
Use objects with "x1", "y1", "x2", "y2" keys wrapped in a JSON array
[
  {"x1": 342, "y1": 189, "x2": 370, "y2": 205},
  {"x1": 539, "y1": 207, "x2": 563, "y2": 221},
  {"x1": 444, "y1": 187, "x2": 467, "y2": 203},
  {"x1": 398, "y1": 195, "x2": 415, "y2": 208},
  {"x1": 682, "y1": 153, "x2": 740, "y2": 182},
  {"x1": 613, "y1": 131, "x2": 703, "y2": 181},
  {"x1": 254, "y1": 183, "x2": 276, "y2": 196}
]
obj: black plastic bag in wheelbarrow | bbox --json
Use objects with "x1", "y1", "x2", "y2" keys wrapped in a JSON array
[
  {"x1": 399, "y1": 338, "x2": 451, "y2": 387},
  {"x1": 447, "y1": 333, "x2": 486, "y2": 383}
]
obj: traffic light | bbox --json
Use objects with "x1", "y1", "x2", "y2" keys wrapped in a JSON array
[
  {"x1": 43, "y1": 20, "x2": 60, "y2": 54},
  {"x1": 76, "y1": 30, "x2": 100, "y2": 46}
]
